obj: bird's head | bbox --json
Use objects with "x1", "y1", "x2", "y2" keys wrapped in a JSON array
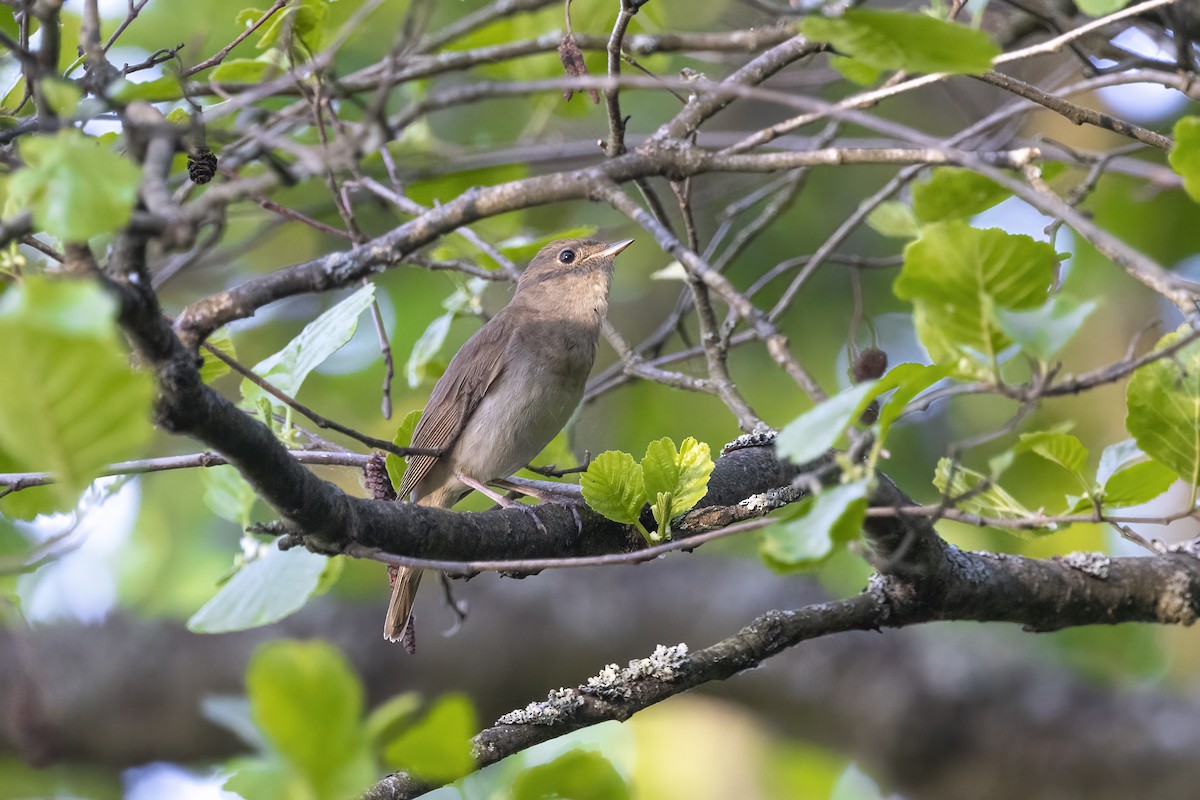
[{"x1": 515, "y1": 237, "x2": 634, "y2": 293}]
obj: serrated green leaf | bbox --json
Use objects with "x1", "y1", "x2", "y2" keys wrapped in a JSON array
[
  {"x1": 995, "y1": 296, "x2": 1098, "y2": 363},
  {"x1": 242, "y1": 283, "x2": 375, "y2": 407},
  {"x1": 386, "y1": 409, "x2": 422, "y2": 494},
  {"x1": 1169, "y1": 116, "x2": 1200, "y2": 203},
  {"x1": 1100, "y1": 459, "x2": 1176, "y2": 508},
  {"x1": 776, "y1": 381, "x2": 880, "y2": 466},
  {"x1": 828, "y1": 55, "x2": 882, "y2": 86},
  {"x1": 512, "y1": 749, "x2": 630, "y2": 800},
  {"x1": 933, "y1": 458, "x2": 1050, "y2": 534},
  {"x1": 801, "y1": 9, "x2": 1000, "y2": 75},
  {"x1": 912, "y1": 167, "x2": 1010, "y2": 223},
  {"x1": 641, "y1": 437, "x2": 714, "y2": 520},
  {"x1": 1076, "y1": 0, "x2": 1130, "y2": 15},
  {"x1": 0, "y1": 277, "x2": 154, "y2": 512},
  {"x1": 245, "y1": 640, "x2": 373, "y2": 799},
  {"x1": 406, "y1": 312, "x2": 453, "y2": 389},
  {"x1": 759, "y1": 479, "x2": 870, "y2": 571},
  {"x1": 580, "y1": 451, "x2": 646, "y2": 526},
  {"x1": 381, "y1": 694, "x2": 477, "y2": 783},
  {"x1": 866, "y1": 201, "x2": 920, "y2": 239},
  {"x1": 200, "y1": 327, "x2": 237, "y2": 383},
  {"x1": 894, "y1": 221, "x2": 1057, "y2": 375},
  {"x1": 6, "y1": 130, "x2": 142, "y2": 241},
  {"x1": 1126, "y1": 324, "x2": 1200, "y2": 485},
  {"x1": 188, "y1": 546, "x2": 328, "y2": 633},
  {"x1": 1018, "y1": 431, "x2": 1089, "y2": 478}
]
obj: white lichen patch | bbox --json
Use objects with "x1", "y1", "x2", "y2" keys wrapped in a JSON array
[
  {"x1": 495, "y1": 687, "x2": 583, "y2": 726},
  {"x1": 739, "y1": 492, "x2": 775, "y2": 514},
  {"x1": 721, "y1": 430, "x2": 776, "y2": 455},
  {"x1": 625, "y1": 643, "x2": 689, "y2": 682},
  {"x1": 1059, "y1": 551, "x2": 1111, "y2": 580},
  {"x1": 578, "y1": 644, "x2": 691, "y2": 701},
  {"x1": 584, "y1": 663, "x2": 629, "y2": 698}
]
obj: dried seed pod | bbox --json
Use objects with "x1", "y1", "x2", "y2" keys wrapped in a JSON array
[
  {"x1": 853, "y1": 346, "x2": 888, "y2": 382},
  {"x1": 557, "y1": 33, "x2": 600, "y2": 104},
  {"x1": 187, "y1": 147, "x2": 218, "y2": 184},
  {"x1": 364, "y1": 451, "x2": 397, "y2": 501}
]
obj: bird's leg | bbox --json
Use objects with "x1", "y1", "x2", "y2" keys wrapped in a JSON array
[
  {"x1": 494, "y1": 476, "x2": 584, "y2": 504},
  {"x1": 456, "y1": 473, "x2": 549, "y2": 533},
  {"x1": 494, "y1": 477, "x2": 584, "y2": 532}
]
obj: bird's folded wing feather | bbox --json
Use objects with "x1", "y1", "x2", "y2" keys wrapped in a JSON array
[{"x1": 397, "y1": 312, "x2": 513, "y2": 500}]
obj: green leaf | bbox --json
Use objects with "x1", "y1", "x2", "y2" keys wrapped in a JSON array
[
  {"x1": 201, "y1": 464, "x2": 258, "y2": 526},
  {"x1": 381, "y1": 694, "x2": 477, "y2": 783},
  {"x1": 759, "y1": 479, "x2": 870, "y2": 571},
  {"x1": 775, "y1": 381, "x2": 879, "y2": 466},
  {"x1": 255, "y1": 0, "x2": 329, "y2": 50},
  {"x1": 0, "y1": 277, "x2": 154, "y2": 513},
  {"x1": 640, "y1": 437, "x2": 715, "y2": 518},
  {"x1": 6, "y1": 130, "x2": 142, "y2": 241},
  {"x1": 512, "y1": 749, "x2": 630, "y2": 800},
  {"x1": 933, "y1": 458, "x2": 1048, "y2": 532},
  {"x1": 246, "y1": 640, "x2": 373, "y2": 798},
  {"x1": 242, "y1": 283, "x2": 376, "y2": 407},
  {"x1": 828, "y1": 55, "x2": 882, "y2": 86},
  {"x1": 874, "y1": 363, "x2": 948, "y2": 443},
  {"x1": 650, "y1": 491, "x2": 672, "y2": 542},
  {"x1": 406, "y1": 312, "x2": 453, "y2": 388},
  {"x1": 995, "y1": 296, "x2": 1098, "y2": 362},
  {"x1": 912, "y1": 167, "x2": 1010, "y2": 223},
  {"x1": 1169, "y1": 116, "x2": 1200, "y2": 203},
  {"x1": 199, "y1": 327, "x2": 237, "y2": 383},
  {"x1": 580, "y1": 451, "x2": 646, "y2": 527},
  {"x1": 222, "y1": 756, "x2": 292, "y2": 800},
  {"x1": 211, "y1": 58, "x2": 273, "y2": 83},
  {"x1": 1076, "y1": 0, "x2": 1130, "y2": 15},
  {"x1": 1018, "y1": 431, "x2": 1089, "y2": 479},
  {"x1": 365, "y1": 692, "x2": 422, "y2": 747},
  {"x1": 1101, "y1": 459, "x2": 1176, "y2": 508},
  {"x1": 39, "y1": 79, "x2": 81, "y2": 116},
  {"x1": 386, "y1": 409, "x2": 423, "y2": 494},
  {"x1": 894, "y1": 221, "x2": 1058, "y2": 375},
  {"x1": 1126, "y1": 324, "x2": 1200, "y2": 485},
  {"x1": 112, "y1": 74, "x2": 183, "y2": 103},
  {"x1": 1096, "y1": 438, "x2": 1144, "y2": 486},
  {"x1": 866, "y1": 201, "x2": 920, "y2": 239},
  {"x1": 801, "y1": 9, "x2": 1000, "y2": 75},
  {"x1": 187, "y1": 546, "x2": 328, "y2": 633}
]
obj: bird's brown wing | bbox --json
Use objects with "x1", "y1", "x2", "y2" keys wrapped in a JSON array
[{"x1": 397, "y1": 311, "x2": 513, "y2": 500}]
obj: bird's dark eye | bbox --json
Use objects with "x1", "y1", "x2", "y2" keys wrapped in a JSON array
[{"x1": 558, "y1": 248, "x2": 576, "y2": 264}]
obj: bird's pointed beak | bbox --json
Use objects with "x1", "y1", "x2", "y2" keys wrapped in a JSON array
[{"x1": 596, "y1": 238, "x2": 635, "y2": 260}]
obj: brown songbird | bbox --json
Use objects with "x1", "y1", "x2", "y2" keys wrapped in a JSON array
[{"x1": 384, "y1": 237, "x2": 635, "y2": 643}]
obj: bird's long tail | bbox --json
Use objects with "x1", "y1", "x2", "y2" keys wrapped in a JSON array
[{"x1": 384, "y1": 566, "x2": 423, "y2": 643}]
